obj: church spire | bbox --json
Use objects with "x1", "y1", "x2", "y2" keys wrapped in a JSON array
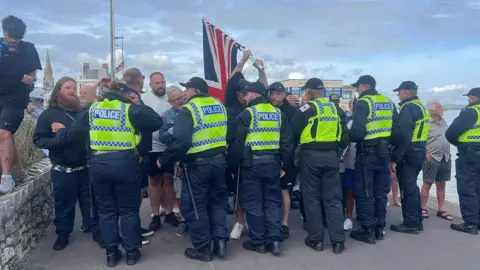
[{"x1": 43, "y1": 49, "x2": 55, "y2": 108}]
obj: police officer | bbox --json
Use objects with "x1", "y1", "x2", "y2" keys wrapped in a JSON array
[
  {"x1": 61, "y1": 82, "x2": 163, "y2": 267},
  {"x1": 390, "y1": 81, "x2": 430, "y2": 234},
  {"x1": 228, "y1": 81, "x2": 293, "y2": 256},
  {"x1": 349, "y1": 75, "x2": 397, "y2": 244},
  {"x1": 158, "y1": 77, "x2": 229, "y2": 262},
  {"x1": 291, "y1": 78, "x2": 348, "y2": 254},
  {"x1": 445, "y1": 87, "x2": 480, "y2": 235}
]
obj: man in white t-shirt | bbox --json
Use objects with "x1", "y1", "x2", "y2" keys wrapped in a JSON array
[{"x1": 143, "y1": 72, "x2": 179, "y2": 231}]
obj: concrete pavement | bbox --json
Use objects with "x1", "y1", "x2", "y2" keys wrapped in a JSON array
[{"x1": 26, "y1": 198, "x2": 479, "y2": 270}]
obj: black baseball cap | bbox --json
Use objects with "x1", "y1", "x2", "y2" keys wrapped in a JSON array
[
  {"x1": 303, "y1": 78, "x2": 324, "y2": 90},
  {"x1": 351, "y1": 75, "x2": 376, "y2": 88},
  {"x1": 240, "y1": 82, "x2": 266, "y2": 95},
  {"x1": 463, "y1": 87, "x2": 480, "y2": 97},
  {"x1": 180, "y1": 77, "x2": 209, "y2": 93},
  {"x1": 269, "y1": 82, "x2": 286, "y2": 92},
  {"x1": 237, "y1": 79, "x2": 249, "y2": 91},
  {"x1": 393, "y1": 81, "x2": 418, "y2": 92},
  {"x1": 329, "y1": 93, "x2": 340, "y2": 104}
]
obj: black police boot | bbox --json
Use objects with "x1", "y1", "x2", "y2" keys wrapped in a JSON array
[
  {"x1": 350, "y1": 227, "x2": 376, "y2": 244},
  {"x1": 106, "y1": 247, "x2": 122, "y2": 267},
  {"x1": 375, "y1": 226, "x2": 385, "y2": 240},
  {"x1": 242, "y1": 240, "x2": 267, "y2": 254},
  {"x1": 282, "y1": 225, "x2": 290, "y2": 239},
  {"x1": 53, "y1": 233, "x2": 69, "y2": 251},
  {"x1": 213, "y1": 239, "x2": 227, "y2": 258},
  {"x1": 267, "y1": 241, "x2": 281, "y2": 256},
  {"x1": 332, "y1": 242, "x2": 345, "y2": 254},
  {"x1": 450, "y1": 223, "x2": 478, "y2": 235},
  {"x1": 390, "y1": 223, "x2": 419, "y2": 235},
  {"x1": 126, "y1": 248, "x2": 141, "y2": 265},
  {"x1": 304, "y1": 238, "x2": 324, "y2": 251},
  {"x1": 184, "y1": 247, "x2": 213, "y2": 262}
]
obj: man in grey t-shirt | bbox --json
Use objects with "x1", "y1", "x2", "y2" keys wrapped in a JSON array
[
  {"x1": 421, "y1": 102, "x2": 453, "y2": 221},
  {"x1": 143, "y1": 72, "x2": 180, "y2": 231}
]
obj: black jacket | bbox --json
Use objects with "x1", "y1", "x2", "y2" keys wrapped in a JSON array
[
  {"x1": 225, "y1": 72, "x2": 247, "y2": 144},
  {"x1": 158, "y1": 94, "x2": 227, "y2": 165},
  {"x1": 57, "y1": 92, "x2": 163, "y2": 152},
  {"x1": 446, "y1": 101, "x2": 480, "y2": 149},
  {"x1": 292, "y1": 98, "x2": 349, "y2": 151},
  {"x1": 391, "y1": 96, "x2": 427, "y2": 164},
  {"x1": 33, "y1": 108, "x2": 87, "y2": 167},
  {"x1": 228, "y1": 97, "x2": 294, "y2": 171}
]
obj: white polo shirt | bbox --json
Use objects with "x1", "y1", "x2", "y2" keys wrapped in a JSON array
[{"x1": 142, "y1": 91, "x2": 171, "y2": 152}]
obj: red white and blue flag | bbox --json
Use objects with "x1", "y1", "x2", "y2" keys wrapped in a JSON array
[{"x1": 202, "y1": 19, "x2": 241, "y2": 103}]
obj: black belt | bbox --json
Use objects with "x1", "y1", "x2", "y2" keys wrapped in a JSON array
[
  {"x1": 252, "y1": 154, "x2": 278, "y2": 161},
  {"x1": 190, "y1": 153, "x2": 225, "y2": 162},
  {"x1": 52, "y1": 164, "x2": 86, "y2": 173}
]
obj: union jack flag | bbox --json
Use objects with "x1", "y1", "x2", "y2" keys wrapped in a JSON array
[
  {"x1": 203, "y1": 20, "x2": 241, "y2": 103},
  {"x1": 115, "y1": 61, "x2": 124, "y2": 73}
]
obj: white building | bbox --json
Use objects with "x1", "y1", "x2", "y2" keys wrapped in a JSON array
[{"x1": 77, "y1": 63, "x2": 109, "y2": 94}]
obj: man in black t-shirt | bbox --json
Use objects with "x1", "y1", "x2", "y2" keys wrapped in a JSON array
[{"x1": 0, "y1": 16, "x2": 42, "y2": 193}]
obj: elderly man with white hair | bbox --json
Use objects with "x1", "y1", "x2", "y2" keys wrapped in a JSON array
[{"x1": 420, "y1": 101, "x2": 453, "y2": 221}]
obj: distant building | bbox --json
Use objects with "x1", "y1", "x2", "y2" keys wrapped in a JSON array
[
  {"x1": 77, "y1": 63, "x2": 109, "y2": 93},
  {"x1": 280, "y1": 79, "x2": 356, "y2": 109}
]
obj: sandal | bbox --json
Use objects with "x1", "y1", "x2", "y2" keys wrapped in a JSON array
[
  {"x1": 422, "y1": 209, "x2": 429, "y2": 219},
  {"x1": 437, "y1": 211, "x2": 453, "y2": 221}
]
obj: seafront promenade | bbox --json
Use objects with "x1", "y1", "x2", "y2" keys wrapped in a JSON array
[{"x1": 26, "y1": 196, "x2": 478, "y2": 270}]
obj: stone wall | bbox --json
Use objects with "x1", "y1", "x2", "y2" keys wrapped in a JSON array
[{"x1": 0, "y1": 159, "x2": 53, "y2": 270}]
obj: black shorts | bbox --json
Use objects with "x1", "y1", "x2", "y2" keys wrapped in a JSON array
[
  {"x1": 0, "y1": 106, "x2": 24, "y2": 134},
  {"x1": 148, "y1": 152, "x2": 174, "y2": 177}
]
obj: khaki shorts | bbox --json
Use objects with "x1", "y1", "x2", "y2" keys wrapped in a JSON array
[{"x1": 422, "y1": 157, "x2": 451, "y2": 183}]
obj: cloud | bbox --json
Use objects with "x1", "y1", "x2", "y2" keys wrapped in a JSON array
[{"x1": 288, "y1": 72, "x2": 306, "y2": 80}]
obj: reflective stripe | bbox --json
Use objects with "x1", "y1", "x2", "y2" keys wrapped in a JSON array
[
  {"x1": 359, "y1": 95, "x2": 393, "y2": 140},
  {"x1": 459, "y1": 105, "x2": 480, "y2": 142},
  {"x1": 245, "y1": 104, "x2": 281, "y2": 151},
  {"x1": 399, "y1": 99, "x2": 430, "y2": 142},
  {"x1": 300, "y1": 98, "x2": 341, "y2": 144}
]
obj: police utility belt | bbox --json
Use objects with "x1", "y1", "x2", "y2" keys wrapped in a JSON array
[
  {"x1": 52, "y1": 164, "x2": 86, "y2": 173},
  {"x1": 242, "y1": 153, "x2": 279, "y2": 167}
]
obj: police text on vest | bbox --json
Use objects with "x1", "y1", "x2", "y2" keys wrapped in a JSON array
[
  {"x1": 257, "y1": 112, "x2": 279, "y2": 121},
  {"x1": 202, "y1": 105, "x2": 223, "y2": 115},
  {"x1": 92, "y1": 109, "x2": 121, "y2": 120},
  {"x1": 374, "y1": 102, "x2": 392, "y2": 111}
]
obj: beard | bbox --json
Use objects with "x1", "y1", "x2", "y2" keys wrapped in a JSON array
[
  {"x1": 153, "y1": 87, "x2": 166, "y2": 97},
  {"x1": 58, "y1": 94, "x2": 83, "y2": 112}
]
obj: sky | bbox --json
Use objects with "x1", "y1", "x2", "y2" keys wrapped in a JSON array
[{"x1": 1, "y1": 0, "x2": 479, "y2": 104}]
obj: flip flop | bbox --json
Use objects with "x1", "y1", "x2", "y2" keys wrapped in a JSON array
[
  {"x1": 422, "y1": 209, "x2": 429, "y2": 218},
  {"x1": 437, "y1": 211, "x2": 453, "y2": 221}
]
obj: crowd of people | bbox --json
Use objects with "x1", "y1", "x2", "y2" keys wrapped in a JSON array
[{"x1": 2, "y1": 15, "x2": 480, "y2": 268}]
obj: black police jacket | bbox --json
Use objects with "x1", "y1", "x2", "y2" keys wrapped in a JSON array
[
  {"x1": 33, "y1": 108, "x2": 87, "y2": 167},
  {"x1": 228, "y1": 97, "x2": 294, "y2": 171},
  {"x1": 56, "y1": 92, "x2": 163, "y2": 153},
  {"x1": 292, "y1": 97, "x2": 349, "y2": 151},
  {"x1": 391, "y1": 96, "x2": 427, "y2": 164},
  {"x1": 446, "y1": 101, "x2": 480, "y2": 150},
  {"x1": 159, "y1": 93, "x2": 227, "y2": 166}
]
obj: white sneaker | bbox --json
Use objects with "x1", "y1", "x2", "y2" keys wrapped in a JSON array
[
  {"x1": 229, "y1": 222, "x2": 245, "y2": 240},
  {"x1": 344, "y1": 219, "x2": 353, "y2": 231},
  {"x1": 0, "y1": 175, "x2": 15, "y2": 194}
]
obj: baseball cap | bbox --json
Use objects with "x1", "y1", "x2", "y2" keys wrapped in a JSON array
[
  {"x1": 303, "y1": 78, "x2": 324, "y2": 90},
  {"x1": 393, "y1": 81, "x2": 418, "y2": 92},
  {"x1": 351, "y1": 75, "x2": 376, "y2": 88},
  {"x1": 240, "y1": 82, "x2": 266, "y2": 95},
  {"x1": 180, "y1": 77, "x2": 209, "y2": 94},
  {"x1": 237, "y1": 79, "x2": 249, "y2": 91},
  {"x1": 463, "y1": 87, "x2": 480, "y2": 97},
  {"x1": 329, "y1": 93, "x2": 340, "y2": 104},
  {"x1": 269, "y1": 82, "x2": 286, "y2": 92}
]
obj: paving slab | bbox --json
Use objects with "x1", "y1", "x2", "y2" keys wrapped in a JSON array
[{"x1": 26, "y1": 198, "x2": 479, "y2": 270}]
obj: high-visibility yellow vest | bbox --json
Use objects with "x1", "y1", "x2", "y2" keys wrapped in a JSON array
[
  {"x1": 358, "y1": 94, "x2": 394, "y2": 140},
  {"x1": 459, "y1": 104, "x2": 480, "y2": 143},
  {"x1": 245, "y1": 103, "x2": 281, "y2": 151},
  {"x1": 183, "y1": 96, "x2": 227, "y2": 154},
  {"x1": 399, "y1": 98, "x2": 430, "y2": 142},
  {"x1": 89, "y1": 99, "x2": 140, "y2": 151},
  {"x1": 300, "y1": 98, "x2": 341, "y2": 144}
]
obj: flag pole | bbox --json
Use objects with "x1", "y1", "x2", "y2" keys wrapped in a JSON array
[{"x1": 109, "y1": 0, "x2": 115, "y2": 79}]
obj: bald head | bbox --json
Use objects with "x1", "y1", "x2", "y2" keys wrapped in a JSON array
[
  {"x1": 428, "y1": 101, "x2": 443, "y2": 118},
  {"x1": 79, "y1": 85, "x2": 98, "y2": 103}
]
